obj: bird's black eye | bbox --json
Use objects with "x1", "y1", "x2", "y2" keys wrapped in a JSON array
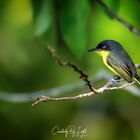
[{"x1": 102, "y1": 45, "x2": 107, "y2": 50}]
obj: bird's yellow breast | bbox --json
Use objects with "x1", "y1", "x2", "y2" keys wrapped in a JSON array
[
  {"x1": 97, "y1": 50, "x2": 118, "y2": 75},
  {"x1": 96, "y1": 50, "x2": 109, "y2": 64}
]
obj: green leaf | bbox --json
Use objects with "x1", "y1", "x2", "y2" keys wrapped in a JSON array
[
  {"x1": 60, "y1": 0, "x2": 90, "y2": 58},
  {"x1": 34, "y1": 0, "x2": 53, "y2": 36}
]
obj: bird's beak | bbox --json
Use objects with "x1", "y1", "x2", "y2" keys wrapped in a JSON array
[{"x1": 87, "y1": 47, "x2": 98, "y2": 52}]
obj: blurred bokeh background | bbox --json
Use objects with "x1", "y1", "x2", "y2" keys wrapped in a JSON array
[{"x1": 0, "y1": 0, "x2": 140, "y2": 140}]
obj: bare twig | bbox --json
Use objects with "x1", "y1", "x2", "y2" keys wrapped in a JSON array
[
  {"x1": 97, "y1": 0, "x2": 140, "y2": 37},
  {"x1": 47, "y1": 46, "x2": 97, "y2": 93},
  {"x1": 98, "y1": 81, "x2": 134, "y2": 93},
  {"x1": 32, "y1": 81, "x2": 135, "y2": 106},
  {"x1": 32, "y1": 92, "x2": 95, "y2": 106}
]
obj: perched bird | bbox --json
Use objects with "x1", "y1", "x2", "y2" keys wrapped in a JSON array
[{"x1": 88, "y1": 40, "x2": 140, "y2": 84}]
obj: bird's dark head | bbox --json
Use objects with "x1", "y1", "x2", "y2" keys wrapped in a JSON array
[{"x1": 88, "y1": 40, "x2": 123, "y2": 57}]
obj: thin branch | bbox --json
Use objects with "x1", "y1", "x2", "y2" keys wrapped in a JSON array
[
  {"x1": 47, "y1": 46, "x2": 97, "y2": 93},
  {"x1": 97, "y1": 0, "x2": 140, "y2": 37},
  {"x1": 32, "y1": 92, "x2": 94, "y2": 106},
  {"x1": 32, "y1": 81, "x2": 134, "y2": 106},
  {"x1": 98, "y1": 81, "x2": 135, "y2": 93}
]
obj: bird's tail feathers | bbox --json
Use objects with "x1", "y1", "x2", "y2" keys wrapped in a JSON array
[{"x1": 134, "y1": 73, "x2": 140, "y2": 84}]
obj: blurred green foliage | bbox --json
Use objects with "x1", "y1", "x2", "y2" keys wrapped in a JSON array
[
  {"x1": 101, "y1": 0, "x2": 120, "y2": 19},
  {"x1": 60, "y1": 0, "x2": 90, "y2": 57},
  {"x1": 0, "y1": 0, "x2": 140, "y2": 140}
]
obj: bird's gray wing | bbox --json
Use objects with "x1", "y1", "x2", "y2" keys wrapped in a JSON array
[{"x1": 107, "y1": 55, "x2": 133, "y2": 83}]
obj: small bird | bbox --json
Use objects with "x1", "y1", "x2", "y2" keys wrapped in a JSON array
[{"x1": 88, "y1": 40, "x2": 140, "y2": 84}]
